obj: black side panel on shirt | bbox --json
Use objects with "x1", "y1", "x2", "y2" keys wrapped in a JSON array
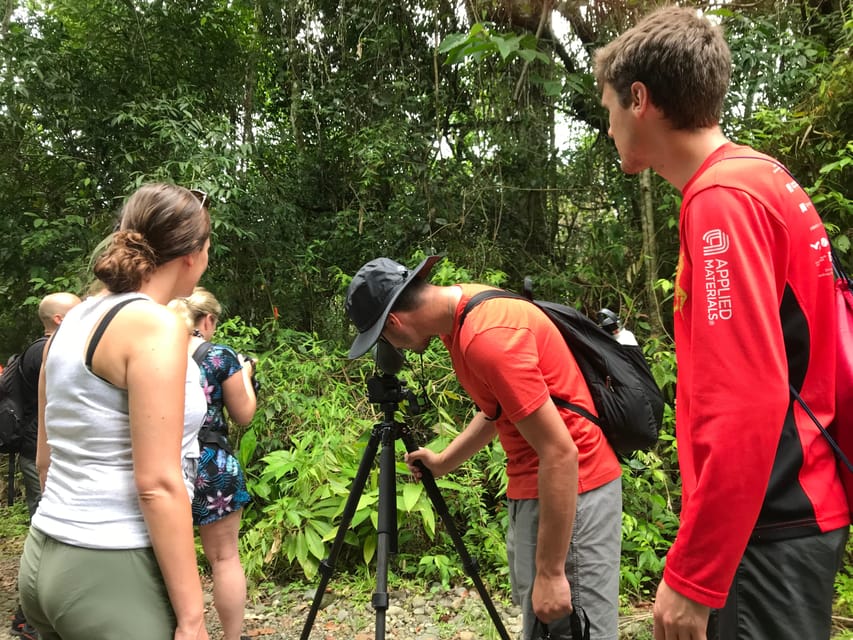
[{"x1": 753, "y1": 286, "x2": 817, "y2": 540}]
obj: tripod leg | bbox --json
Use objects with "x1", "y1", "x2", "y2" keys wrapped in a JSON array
[
  {"x1": 399, "y1": 429, "x2": 512, "y2": 640},
  {"x1": 372, "y1": 422, "x2": 399, "y2": 639},
  {"x1": 299, "y1": 427, "x2": 382, "y2": 640}
]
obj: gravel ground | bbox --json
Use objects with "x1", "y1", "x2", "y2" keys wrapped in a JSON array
[
  {"x1": 0, "y1": 470, "x2": 652, "y2": 640},
  {"x1": 0, "y1": 531, "x2": 528, "y2": 640},
  {"x1": 232, "y1": 582, "x2": 525, "y2": 640}
]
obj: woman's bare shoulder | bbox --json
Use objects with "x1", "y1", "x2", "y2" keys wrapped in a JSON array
[{"x1": 109, "y1": 298, "x2": 186, "y2": 343}]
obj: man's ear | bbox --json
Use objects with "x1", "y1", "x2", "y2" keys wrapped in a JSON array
[{"x1": 630, "y1": 81, "x2": 651, "y2": 113}]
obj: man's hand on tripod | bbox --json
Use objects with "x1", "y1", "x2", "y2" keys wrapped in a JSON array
[
  {"x1": 405, "y1": 447, "x2": 447, "y2": 479},
  {"x1": 406, "y1": 413, "x2": 499, "y2": 481}
]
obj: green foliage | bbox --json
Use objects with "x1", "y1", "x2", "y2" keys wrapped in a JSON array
[
  {"x1": 727, "y1": 7, "x2": 853, "y2": 261},
  {"x1": 1, "y1": 0, "x2": 851, "y2": 610},
  {"x1": 620, "y1": 441, "x2": 678, "y2": 601},
  {"x1": 235, "y1": 316, "x2": 513, "y2": 589},
  {"x1": 231, "y1": 291, "x2": 677, "y2": 597},
  {"x1": 439, "y1": 22, "x2": 551, "y2": 67},
  {"x1": 835, "y1": 534, "x2": 853, "y2": 613},
  {"x1": 0, "y1": 496, "x2": 31, "y2": 541},
  {"x1": 835, "y1": 534, "x2": 853, "y2": 640},
  {"x1": 619, "y1": 336, "x2": 679, "y2": 602}
]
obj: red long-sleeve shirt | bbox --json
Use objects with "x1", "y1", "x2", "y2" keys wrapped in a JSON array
[{"x1": 665, "y1": 143, "x2": 849, "y2": 607}]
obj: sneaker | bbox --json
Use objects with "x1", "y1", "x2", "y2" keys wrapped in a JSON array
[{"x1": 10, "y1": 620, "x2": 40, "y2": 639}]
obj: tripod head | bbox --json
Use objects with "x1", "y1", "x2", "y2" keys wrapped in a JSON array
[{"x1": 367, "y1": 340, "x2": 423, "y2": 416}]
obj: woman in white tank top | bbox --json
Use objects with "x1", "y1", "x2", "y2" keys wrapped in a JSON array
[{"x1": 18, "y1": 183, "x2": 213, "y2": 640}]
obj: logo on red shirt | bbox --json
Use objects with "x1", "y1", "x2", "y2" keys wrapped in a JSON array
[{"x1": 703, "y1": 230, "x2": 733, "y2": 324}]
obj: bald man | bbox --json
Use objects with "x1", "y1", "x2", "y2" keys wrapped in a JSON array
[
  {"x1": 19, "y1": 292, "x2": 81, "y2": 516},
  {"x1": 10, "y1": 292, "x2": 80, "y2": 638}
]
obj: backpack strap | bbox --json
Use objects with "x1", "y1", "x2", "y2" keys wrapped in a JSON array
[
  {"x1": 85, "y1": 297, "x2": 147, "y2": 370},
  {"x1": 191, "y1": 341, "x2": 214, "y2": 366},
  {"x1": 460, "y1": 289, "x2": 601, "y2": 427},
  {"x1": 791, "y1": 385, "x2": 853, "y2": 473},
  {"x1": 18, "y1": 335, "x2": 49, "y2": 394},
  {"x1": 191, "y1": 342, "x2": 233, "y2": 455},
  {"x1": 550, "y1": 395, "x2": 599, "y2": 427},
  {"x1": 458, "y1": 289, "x2": 526, "y2": 329},
  {"x1": 718, "y1": 155, "x2": 853, "y2": 470}
]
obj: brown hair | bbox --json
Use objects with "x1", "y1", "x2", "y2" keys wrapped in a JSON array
[
  {"x1": 593, "y1": 6, "x2": 731, "y2": 130},
  {"x1": 94, "y1": 184, "x2": 211, "y2": 293},
  {"x1": 391, "y1": 277, "x2": 428, "y2": 313}
]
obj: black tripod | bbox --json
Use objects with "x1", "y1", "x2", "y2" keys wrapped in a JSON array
[{"x1": 299, "y1": 372, "x2": 510, "y2": 640}]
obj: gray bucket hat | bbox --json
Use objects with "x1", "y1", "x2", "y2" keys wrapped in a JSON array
[{"x1": 345, "y1": 255, "x2": 442, "y2": 359}]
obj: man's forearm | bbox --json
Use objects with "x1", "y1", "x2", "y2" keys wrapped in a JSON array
[
  {"x1": 437, "y1": 411, "x2": 497, "y2": 472},
  {"x1": 536, "y1": 449, "x2": 578, "y2": 575}
]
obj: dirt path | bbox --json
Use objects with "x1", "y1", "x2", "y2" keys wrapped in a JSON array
[
  {"x1": 0, "y1": 535, "x2": 21, "y2": 640},
  {"x1": 0, "y1": 460, "x2": 648, "y2": 639},
  {"x1": 0, "y1": 525, "x2": 527, "y2": 640},
  {"x1": 0, "y1": 465, "x2": 524, "y2": 640}
]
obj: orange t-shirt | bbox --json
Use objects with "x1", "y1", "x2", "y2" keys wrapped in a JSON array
[{"x1": 441, "y1": 284, "x2": 621, "y2": 499}]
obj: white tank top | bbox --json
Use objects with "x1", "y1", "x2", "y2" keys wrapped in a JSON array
[{"x1": 32, "y1": 292, "x2": 206, "y2": 549}]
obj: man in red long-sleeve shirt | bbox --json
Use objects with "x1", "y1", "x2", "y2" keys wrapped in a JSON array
[{"x1": 594, "y1": 7, "x2": 849, "y2": 640}]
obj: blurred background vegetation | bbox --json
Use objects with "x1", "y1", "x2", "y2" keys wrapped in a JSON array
[{"x1": 0, "y1": 0, "x2": 850, "y2": 625}]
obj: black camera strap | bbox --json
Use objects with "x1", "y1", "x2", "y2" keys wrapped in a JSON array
[{"x1": 530, "y1": 607, "x2": 589, "y2": 640}]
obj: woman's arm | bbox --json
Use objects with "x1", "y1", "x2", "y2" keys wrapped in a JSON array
[
  {"x1": 221, "y1": 355, "x2": 257, "y2": 425},
  {"x1": 122, "y1": 305, "x2": 207, "y2": 638}
]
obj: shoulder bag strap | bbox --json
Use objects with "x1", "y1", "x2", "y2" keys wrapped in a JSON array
[
  {"x1": 712, "y1": 156, "x2": 852, "y2": 472},
  {"x1": 191, "y1": 341, "x2": 214, "y2": 366},
  {"x1": 792, "y1": 385, "x2": 853, "y2": 473}
]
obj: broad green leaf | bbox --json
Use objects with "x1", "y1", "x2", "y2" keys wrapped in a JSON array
[
  {"x1": 437, "y1": 32, "x2": 469, "y2": 54},
  {"x1": 363, "y1": 533, "x2": 376, "y2": 565},
  {"x1": 401, "y1": 481, "x2": 423, "y2": 511}
]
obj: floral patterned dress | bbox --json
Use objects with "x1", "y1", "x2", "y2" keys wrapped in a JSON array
[{"x1": 192, "y1": 343, "x2": 251, "y2": 526}]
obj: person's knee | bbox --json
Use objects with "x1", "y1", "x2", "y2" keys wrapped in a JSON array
[{"x1": 203, "y1": 542, "x2": 238, "y2": 566}]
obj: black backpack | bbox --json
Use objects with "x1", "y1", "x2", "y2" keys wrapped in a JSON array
[
  {"x1": 0, "y1": 338, "x2": 45, "y2": 454},
  {"x1": 459, "y1": 289, "x2": 664, "y2": 456}
]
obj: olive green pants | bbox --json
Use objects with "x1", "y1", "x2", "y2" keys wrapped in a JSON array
[{"x1": 18, "y1": 527, "x2": 177, "y2": 640}]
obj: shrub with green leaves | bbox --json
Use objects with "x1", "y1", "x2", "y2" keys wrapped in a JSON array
[
  {"x1": 222, "y1": 297, "x2": 680, "y2": 600},
  {"x1": 217, "y1": 254, "x2": 681, "y2": 593}
]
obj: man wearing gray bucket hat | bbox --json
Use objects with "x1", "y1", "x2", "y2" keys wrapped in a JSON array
[
  {"x1": 346, "y1": 255, "x2": 443, "y2": 359},
  {"x1": 345, "y1": 256, "x2": 623, "y2": 640}
]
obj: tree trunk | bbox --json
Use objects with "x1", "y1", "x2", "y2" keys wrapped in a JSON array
[
  {"x1": 241, "y1": 0, "x2": 262, "y2": 153},
  {"x1": 1, "y1": 0, "x2": 15, "y2": 38},
  {"x1": 639, "y1": 169, "x2": 664, "y2": 336}
]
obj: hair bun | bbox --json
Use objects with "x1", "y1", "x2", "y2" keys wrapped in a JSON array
[{"x1": 113, "y1": 230, "x2": 158, "y2": 266}]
